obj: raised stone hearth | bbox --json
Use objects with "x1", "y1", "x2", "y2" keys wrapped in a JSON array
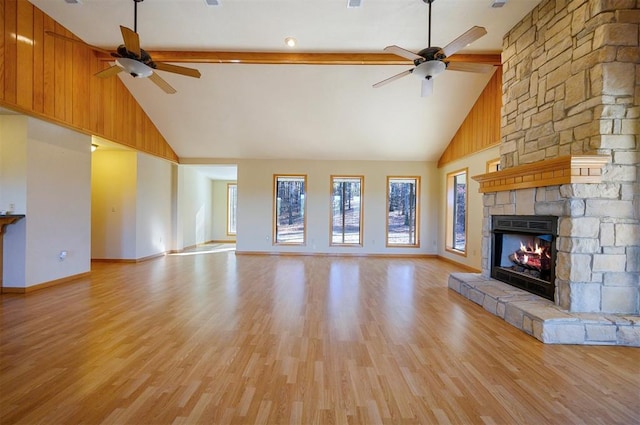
[{"x1": 449, "y1": 273, "x2": 639, "y2": 346}]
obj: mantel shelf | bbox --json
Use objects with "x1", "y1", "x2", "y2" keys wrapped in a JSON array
[{"x1": 472, "y1": 155, "x2": 610, "y2": 193}]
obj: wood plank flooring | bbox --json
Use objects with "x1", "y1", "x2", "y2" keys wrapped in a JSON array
[{"x1": 1, "y1": 253, "x2": 639, "y2": 424}]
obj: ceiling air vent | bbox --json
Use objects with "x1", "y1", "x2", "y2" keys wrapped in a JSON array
[
  {"x1": 347, "y1": 0, "x2": 362, "y2": 8},
  {"x1": 204, "y1": 0, "x2": 220, "y2": 5},
  {"x1": 491, "y1": 0, "x2": 507, "y2": 7},
  {"x1": 64, "y1": 0, "x2": 82, "y2": 4}
]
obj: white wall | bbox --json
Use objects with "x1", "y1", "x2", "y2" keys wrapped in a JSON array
[
  {"x1": 136, "y1": 152, "x2": 173, "y2": 258},
  {"x1": 236, "y1": 159, "x2": 438, "y2": 255},
  {"x1": 437, "y1": 146, "x2": 500, "y2": 270},
  {"x1": 175, "y1": 166, "x2": 214, "y2": 250},
  {"x1": 0, "y1": 116, "x2": 91, "y2": 289},
  {"x1": 91, "y1": 150, "x2": 138, "y2": 259},
  {"x1": 212, "y1": 180, "x2": 236, "y2": 242}
]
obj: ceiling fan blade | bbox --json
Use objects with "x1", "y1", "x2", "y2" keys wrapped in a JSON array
[
  {"x1": 94, "y1": 65, "x2": 123, "y2": 78},
  {"x1": 120, "y1": 25, "x2": 141, "y2": 57},
  {"x1": 447, "y1": 62, "x2": 494, "y2": 73},
  {"x1": 421, "y1": 78, "x2": 433, "y2": 97},
  {"x1": 373, "y1": 69, "x2": 413, "y2": 88},
  {"x1": 442, "y1": 26, "x2": 487, "y2": 57},
  {"x1": 383, "y1": 45, "x2": 422, "y2": 61},
  {"x1": 149, "y1": 72, "x2": 177, "y2": 94},
  {"x1": 45, "y1": 31, "x2": 113, "y2": 55},
  {"x1": 154, "y1": 62, "x2": 202, "y2": 79}
]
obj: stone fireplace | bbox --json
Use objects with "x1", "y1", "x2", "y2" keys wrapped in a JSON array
[{"x1": 448, "y1": 0, "x2": 638, "y2": 345}]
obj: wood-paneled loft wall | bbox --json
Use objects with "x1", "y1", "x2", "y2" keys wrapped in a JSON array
[
  {"x1": 438, "y1": 69, "x2": 502, "y2": 167},
  {"x1": 0, "y1": 0, "x2": 178, "y2": 163}
]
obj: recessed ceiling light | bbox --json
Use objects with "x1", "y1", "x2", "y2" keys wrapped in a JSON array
[{"x1": 284, "y1": 37, "x2": 296, "y2": 47}]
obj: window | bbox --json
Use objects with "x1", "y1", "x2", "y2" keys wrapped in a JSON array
[
  {"x1": 330, "y1": 176, "x2": 363, "y2": 246},
  {"x1": 386, "y1": 177, "x2": 420, "y2": 247},
  {"x1": 273, "y1": 175, "x2": 307, "y2": 244},
  {"x1": 446, "y1": 169, "x2": 467, "y2": 255},
  {"x1": 227, "y1": 183, "x2": 237, "y2": 235},
  {"x1": 486, "y1": 158, "x2": 501, "y2": 173}
]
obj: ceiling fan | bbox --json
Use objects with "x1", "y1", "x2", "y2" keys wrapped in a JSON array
[
  {"x1": 373, "y1": 0, "x2": 493, "y2": 97},
  {"x1": 45, "y1": 0, "x2": 200, "y2": 94}
]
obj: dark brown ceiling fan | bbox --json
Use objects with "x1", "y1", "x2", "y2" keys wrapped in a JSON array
[
  {"x1": 46, "y1": 0, "x2": 201, "y2": 94},
  {"x1": 373, "y1": 0, "x2": 493, "y2": 97}
]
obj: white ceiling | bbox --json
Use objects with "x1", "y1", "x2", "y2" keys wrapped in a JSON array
[{"x1": 29, "y1": 0, "x2": 540, "y2": 163}]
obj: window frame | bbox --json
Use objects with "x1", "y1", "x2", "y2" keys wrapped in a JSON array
[
  {"x1": 226, "y1": 183, "x2": 237, "y2": 236},
  {"x1": 385, "y1": 176, "x2": 420, "y2": 248},
  {"x1": 329, "y1": 175, "x2": 364, "y2": 247},
  {"x1": 272, "y1": 174, "x2": 307, "y2": 246},
  {"x1": 486, "y1": 158, "x2": 501, "y2": 173},
  {"x1": 445, "y1": 168, "x2": 468, "y2": 256}
]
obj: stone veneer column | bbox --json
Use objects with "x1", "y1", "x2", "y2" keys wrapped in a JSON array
[{"x1": 489, "y1": 0, "x2": 639, "y2": 314}]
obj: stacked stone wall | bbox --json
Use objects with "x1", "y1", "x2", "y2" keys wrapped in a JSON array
[{"x1": 501, "y1": 0, "x2": 639, "y2": 171}]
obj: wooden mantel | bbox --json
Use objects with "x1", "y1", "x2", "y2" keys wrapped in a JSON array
[{"x1": 472, "y1": 155, "x2": 610, "y2": 193}]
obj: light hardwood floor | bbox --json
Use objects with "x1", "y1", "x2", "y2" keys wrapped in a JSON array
[{"x1": 1, "y1": 253, "x2": 638, "y2": 424}]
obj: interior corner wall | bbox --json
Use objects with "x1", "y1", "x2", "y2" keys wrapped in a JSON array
[
  {"x1": 175, "y1": 166, "x2": 214, "y2": 250},
  {"x1": 236, "y1": 159, "x2": 439, "y2": 255},
  {"x1": 437, "y1": 146, "x2": 500, "y2": 271},
  {"x1": 135, "y1": 152, "x2": 173, "y2": 258},
  {"x1": 91, "y1": 150, "x2": 138, "y2": 260},
  {"x1": 212, "y1": 180, "x2": 236, "y2": 242}
]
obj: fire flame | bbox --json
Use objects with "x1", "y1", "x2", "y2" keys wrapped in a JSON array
[{"x1": 519, "y1": 242, "x2": 544, "y2": 255}]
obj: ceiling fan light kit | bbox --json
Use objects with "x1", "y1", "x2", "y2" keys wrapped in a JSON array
[
  {"x1": 373, "y1": 0, "x2": 491, "y2": 97},
  {"x1": 412, "y1": 60, "x2": 446, "y2": 80},
  {"x1": 115, "y1": 58, "x2": 153, "y2": 78}
]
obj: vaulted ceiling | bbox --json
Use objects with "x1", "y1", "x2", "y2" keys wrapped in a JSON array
[{"x1": 29, "y1": 0, "x2": 540, "y2": 163}]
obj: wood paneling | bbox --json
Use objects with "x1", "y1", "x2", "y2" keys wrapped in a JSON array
[
  {"x1": 0, "y1": 0, "x2": 178, "y2": 163},
  {"x1": 438, "y1": 68, "x2": 502, "y2": 167}
]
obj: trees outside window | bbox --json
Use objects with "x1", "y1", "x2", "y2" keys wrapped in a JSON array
[
  {"x1": 386, "y1": 177, "x2": 420, "y2": 247},
  {"x1": 331, "y1": 176, "x2": 363, "y2": 246},
  {"x1": 446, "y1": 169, "x2": 467, "y2": 255},
  {"x1": 273, "y1": 175, "x2": 307, "y2": 244},
  {"x1": 227, "y1": 183, "x2": 237, "y2": 236}
]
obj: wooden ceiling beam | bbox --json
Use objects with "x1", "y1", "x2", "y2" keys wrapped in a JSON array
[{"x1": 96, "y1": 51, "x2": 501, "y2": 66}]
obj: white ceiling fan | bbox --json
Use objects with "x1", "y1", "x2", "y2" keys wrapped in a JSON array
[{"x1": 373, "y1": 0, "x2": 494, "y2": 97}]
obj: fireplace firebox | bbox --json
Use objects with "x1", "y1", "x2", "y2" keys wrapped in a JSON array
[{"x1": 491, "y1": 215, "x2": 557, "y2": 301}]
